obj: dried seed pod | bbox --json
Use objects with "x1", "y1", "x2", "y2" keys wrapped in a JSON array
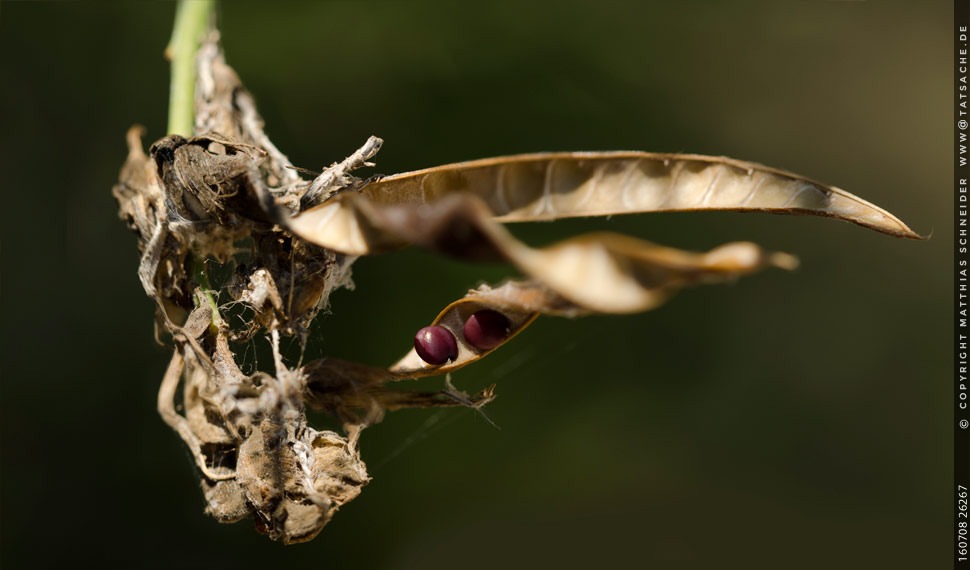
[
  {"x1": 288, "y1": 152, "x2": 921, "y2": 257},
  {"x1": 414, "y1": 325, "x2": 459, "y2": 365},
  {"x1": 394, "y1": 296, "x2": 537, "y2": 377},
  {"x1": 463, "y1": 309, "x2": 510, "y2": 350},
  {"x1": 293, "y1": 193, "x2": 799, "y2": 314}
]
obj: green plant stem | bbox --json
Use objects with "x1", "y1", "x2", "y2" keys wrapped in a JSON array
[
  {"x1": 170, "y1": 1, "x2": 221, "y2": 331},
  {"x1": 193, "y1": 257, "x2": 224, "y2": 332},
  {"x1": 167, "y1": 0, "x2": 214, "y2": 137}
]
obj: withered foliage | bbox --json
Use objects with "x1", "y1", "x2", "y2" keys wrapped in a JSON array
[{"x1": 112, "y1": 34, "x2": 919, "y2": 543}]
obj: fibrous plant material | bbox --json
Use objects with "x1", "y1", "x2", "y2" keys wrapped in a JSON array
[{"x1": 111, "y1": 24, "x2": 919, "y2": 543}]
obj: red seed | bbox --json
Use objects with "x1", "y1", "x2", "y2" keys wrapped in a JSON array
[
  {"x1": 463, "y1": 309, "x2": 510, "y2": 350},
  {"x1": 414, "y1": 325, "x2": 458, "y2": 365}
]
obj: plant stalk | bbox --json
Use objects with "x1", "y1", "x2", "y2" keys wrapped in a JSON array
[
  {"x1": 169, "y1": 0, "x2": 222, "y2": 329},
  {"x1": 166, "y1": 0, "x2": 214, "y2": 137}
]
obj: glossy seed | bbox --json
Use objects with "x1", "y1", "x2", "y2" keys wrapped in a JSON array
[
  {"x1": 414, "y1": 325, "x2": 459, "y2": 365},
  {"x1": 463, "y1": 309, "x2": 510, "y2": 350}
]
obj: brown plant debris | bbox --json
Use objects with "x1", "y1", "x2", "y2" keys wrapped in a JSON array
[{"x1": 112, "y1": 33, "x2": 919, "y2": 543}]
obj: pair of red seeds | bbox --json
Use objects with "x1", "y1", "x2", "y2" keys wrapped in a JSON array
[{"x1": 414, "y1": 309, "x2": 510, "y2": 365}]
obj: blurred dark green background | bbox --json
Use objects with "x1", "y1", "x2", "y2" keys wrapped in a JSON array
[{"x1": 0, "y1": 1, "x2": 951, "y2": 568}]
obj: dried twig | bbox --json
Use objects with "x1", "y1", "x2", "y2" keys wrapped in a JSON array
[{"x1": 299, "y1": 136, "x2": 384, "y2": 210}]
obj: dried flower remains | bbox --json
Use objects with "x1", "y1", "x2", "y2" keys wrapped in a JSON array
[{"x1": 112, "y1": 34, "x2": 920, "y2": 544}]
